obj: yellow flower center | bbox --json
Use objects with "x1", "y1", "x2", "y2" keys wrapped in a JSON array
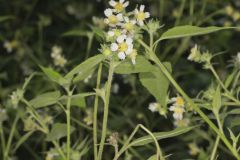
[
  {"x1": 176, "y1": 97, "x2": 184, "y2": 106},
  {"x1": 118, "y1": 42, "x2": 128, "y2": 52},
  {"x1": 124, "y1": 22, "x2": 134, "y2": 31},
  {"x1": 114, "y1": 3, "x2": 124, "y2": 12},
  {"x1": 114, "y1": 30, "x2": 121, "y2": 37},
  {"x1": 137, "y1": 12, "x2": 145, "y2": 21},
  {"x1": 108, "y1": 15, "x2": 118, "y2": 24}
]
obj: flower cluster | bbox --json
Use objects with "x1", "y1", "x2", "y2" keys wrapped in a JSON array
[
  {"x1": 50, "y1": 45, "x2": 67, "y2": 67},
  {"x1": 103, "y1": 0, "x2": 150, "y2": 64},
  {"x1": 188, "y1": 44, "x2": 212, "y2": 69},
  {"x1": 148, "y1": 102, "x2": 167, "y2": 117},
  {"x1": 169, "y1": 96, "x2": 185, "y2": 120}
]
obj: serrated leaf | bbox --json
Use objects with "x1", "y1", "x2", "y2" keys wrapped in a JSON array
[
  {"x1": 129, "y1": 126, "x2": 195, "y2": 147},
  {"x1": 65, "y1": 54, "x2": 105, "y2": 79},
  {"x1": 158, "y1": 26, "x2": 236, "y2": 41},
  {"x1": 115, "y1": 56, "x2": 154, "y2": 74},
  {"x1": 139, "y1": 62, "x2": 171, "y2": 107},
  {"x1": 212, "y1": 85, "x2": 221, "y2": 114},
  {"x1": 29, "y1": 91, "x2": 61, "y2": 108},
  {"x1": 40, "y1": 66, "x2": 68, "y2": 85},
  {"x1": 46, "y1": 123, "x2": 75, "y2": 141}
]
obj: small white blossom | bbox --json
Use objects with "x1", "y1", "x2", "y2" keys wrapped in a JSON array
[
  {"x1": 122, "y1": 17, "x2": 136, "y2": 33},
  {"x1": 111, "y1": 34, "x2": 133, "y2": 60},
  {"x1": 169, "y1": 96, "x2": 185, "y2": 120},
  {"x1": 135, "y1": 5, "x2": 150, "y2": 26},
  {"x1": 109, "y1": 0, "x2": 129, "y2": 13},
  {"x1": 3, "y1": 40, "x2": 18, "y2": 53},
  {"x1": 104, "y1": 9, "x2": 123, "y2": 27},
  {"x1": 148, "y1": 102, "x2": 160, "y2": 112},
  {"x1": 51, "y1": 45, "x2": 67, "y2": 67}
]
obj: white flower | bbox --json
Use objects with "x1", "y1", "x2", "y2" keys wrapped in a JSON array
[
  {"x1": 169, "y1": 105, "x2": 185, "y2": 120},
  {"x1": 148, "y1": 102, "x2": 160, "y2": 112},
  {"x1": 109, "y1": 0, "x2": 129, "y2": 12},
  {"x1": 135, "y1": 5, "x2": 150, "y2": 26},
  {"x1": 3, "y1": 40, "x2": 18, "y2": 53},
  {"x1": 104, "y1": 8, "x2": 123, "y2": 27},
  {"x1": 122, "y1": 17, "x2": 136, "y2": 33},
  {"x1": 110, "y1": 34, "x2": 133, "y2": 60},
  {"x1": 169, "y1": 96, "x2": 185, "y2": 120},
  {"x1": 50, "y1": 45, "x2": 67, "y2": 67},
  {"x1": 108, "y1": 31, "x2": 115, "y2": 37}
]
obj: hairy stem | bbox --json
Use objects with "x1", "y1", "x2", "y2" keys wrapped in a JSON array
[
  {"x1": 93, "y1": 63, "x2": 103, "y2": 160},
  {"x1": 97, "y1": 59, "x2": 114, "y2": 160}
]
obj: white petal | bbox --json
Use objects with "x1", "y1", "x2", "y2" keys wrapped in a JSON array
[
  {"x1": 117, "y1": 35, "x2": 125, "y2": 43},
  {"x1": 140, "y1": 5, "x2": 145, "y2": 11},
  {"x1": 126, "y1": 37, "x2": 133, "y2": 44},
  {"x1": 108, "y1": 31, "x2": 115, "y2": 37},
  {"x1": 145, "y1": 12, "x2": 150, "y2": 18},
  {"x1": 118, "y1": 52, "x2": 126, "y2": 60},
  {"x1": 104, "y1": 9, "x2": 112, "y2": 17},
  {"x1": 134, "y1": 8, "x2": 139, "y2": 14},
  {"x1": 123, "y1": 1, "x2": 129, "y2": 7},
  {"x1": 120, "y1": 0, "x2": 124, "y2": 3},
  {"x1": 117, "y1": 13, "x2": 123, "y2": 21},
  {"x1": 124, "y1": 16, "x2": 129, "y2": 22},
  {"x1": 138, "y1": 20, "x2": 144, "y2": 26},
  {"x1": 169, "y1": 106, "x2": 175, "y2": 111},
  {"x1": 109, "y1": 0, "x2": 116, "y2": 7},
  {"x1": 111, "y1": 43, "x2": 118, "y2": 51},
  {"x1": 131, "y1": 20, "x2": 136, "y2": 24}
]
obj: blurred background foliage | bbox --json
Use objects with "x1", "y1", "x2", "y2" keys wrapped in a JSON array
[{"x1": 0, "y1": 0, "x2": 240, "y2": 159}]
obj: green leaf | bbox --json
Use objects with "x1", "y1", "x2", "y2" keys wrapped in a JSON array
[
  {"x1": 158, "y1": 26, "x2": 236, "y2": 41},
  {"x1": 46, "y1": 123, "x2": 75, "y2": 141},
  {"x1": 139, "y1": 62, "x2": 171, "y2": 107},
  {"x1": 72, "y1": 67, "x2": 96, "y2": 84},
  {"x1": 115, "y1": 56, "x2": 154, "y2": 74},
  {"x1": 29, "y1": 91, "x2": 61, "y2": 108},
  {"x1": 65, "y1": 54, "x2": 105, "y2": 80},
  {"x1": 212, "y1": 85, "x2": 221, "y2": 114},
  {"x1": 129, "y1": 126, "x2": 195, "y2": 147},
  {"x1": 40, "y1": 66, "x2": 68, "y2": 85},
  {"x1": 59, "y1": 92, "x2": 95, "y2": 108},
  {"x1": 61, "y1": 29, "x2": 90, "y2": 37}
]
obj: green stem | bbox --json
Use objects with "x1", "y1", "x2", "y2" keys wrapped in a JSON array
[
  {"x1": 0, "y1": 126, "x2": 6, "y2": 160},
  {"x1": 209, "y1": 65, "x2": 240, "y2": 104},
  {"x1": 97, "y1": 59, "x2": 114, "y2": 160},
  {"x1": 93, "y1": 63, "x2": 103, "y2": 160},
  {"x1": 4, "y1": 115, "x2": 19, "y2": 160},
  {"x1": 66, "y1": 88, "x2": 73, "y2": 160},
  {"x1": 210, "y1": 136, "x2": 220, "y2": 160},
  {"x1": 149, "y1": 53, "x2": 240, "y2": 159}
]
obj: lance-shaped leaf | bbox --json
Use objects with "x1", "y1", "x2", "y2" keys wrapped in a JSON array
[
  {"x1": 157, "y1": 26, "x2": 236, "y2": 41},
  {"x1": 212, "y1": 85, "x2": 221, "y2": 114},
  {"x1": 65, "y1": 54, "x2": 105, "y2": 80},
  {"x1": 129, "y1": 126, "x2": 195, "y2": 147},
  {"x1": 115, "y1": 56, "x2": 154, "y2": 74}
]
